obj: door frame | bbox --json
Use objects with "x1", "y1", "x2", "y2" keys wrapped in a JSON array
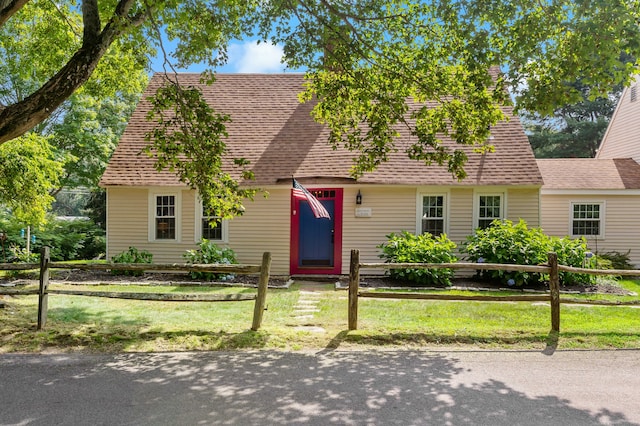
[{"x1": 290, "y1": 187, "x2": 343, "y2": 275}]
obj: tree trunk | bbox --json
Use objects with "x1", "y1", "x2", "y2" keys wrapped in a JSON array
[{"x1": 0, "y1": 0, "x2": 28, "y2": 27}]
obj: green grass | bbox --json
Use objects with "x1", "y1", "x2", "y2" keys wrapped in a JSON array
[{"x1": 1, "y1": 280, "x2": 639, "y2": 353}]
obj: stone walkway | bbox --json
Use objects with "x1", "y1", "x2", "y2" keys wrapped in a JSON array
[{"x1": 289, "y1": 281, "x2": 334, "y2": 333}]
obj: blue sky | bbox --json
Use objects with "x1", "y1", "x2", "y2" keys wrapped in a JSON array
[{"x1": 151, "y1": 39, "x2": 297, "y2": 74}]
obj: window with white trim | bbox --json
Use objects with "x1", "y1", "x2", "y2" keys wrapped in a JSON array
[
  {"x1": 155, "y1": 195, "x2": 176, "y2": 239},
  {"x1": 477, "y1": 194, "x2": 503, "y2": 229},
  {"x1": 571, "y1": 203, "x2": 602, "y2": 237},
  {"x1": 196, "y1": 200, "x2": 228, "y2": 242},
  {"x1": 421, "y1": 195, "x2": 445, "y2": 235},
  {"x1": 201, "y1": 207, "x2": 223, "y2": 241},
  {"x1": 149, "y1": 191, "x2": 181, "y2": 242}
]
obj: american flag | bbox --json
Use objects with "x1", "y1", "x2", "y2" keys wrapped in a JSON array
[{"x1": 292, "y1": 178, "x2": 331, "y2": 219}]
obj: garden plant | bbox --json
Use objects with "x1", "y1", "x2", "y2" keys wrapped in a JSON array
[
  {"x1": 183, "y1": 239, "x2": 238, "y2": 280},
  {"x1": 378, "y1": 231, "x2": 458, "y2": 286}
]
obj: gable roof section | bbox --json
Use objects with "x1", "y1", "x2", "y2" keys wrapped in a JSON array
[
  {"x1": 596, "y1": 75, "x2": 640, "y2": 162},
  {"x1": 537, "y1": 158, "x2": 640, "y2": 190},
  {"x1": 100, "y1": 73, "x2": 542, "y2": 188}
]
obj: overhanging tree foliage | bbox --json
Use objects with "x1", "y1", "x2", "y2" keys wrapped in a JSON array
[
  {"x1": 1, "y1": 0, "x2": 639, "y2": 218},
  {"x1": 0, "y1": 0, "x2": 148, "y2": 223}
]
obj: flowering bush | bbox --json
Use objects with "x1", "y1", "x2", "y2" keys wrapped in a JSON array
[
  {"x1": 184, "y1": 239, "x2": 237, "y2": 281},
  {"x1": 463, "y1": 219, "x2": 597, "y2": 286},
  {"x1": 378, "y1": 231, "x2": 458, "y2": 286}
]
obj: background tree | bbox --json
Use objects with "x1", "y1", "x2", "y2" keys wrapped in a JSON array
[
  {"x1": 523, "y1": 74, "x2": 626, "y2": 158},
  {"x1": 0, "y1": 134, "x2": 62, "y2": 225},
  {"x1": 50, "y1": 92, "x2": 143, "y2": 193},
  {"x1": 1, "y1": 0, "x2": 639, "y2": 218}
]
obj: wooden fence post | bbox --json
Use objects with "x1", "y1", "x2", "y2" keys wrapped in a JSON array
[
  {"x1": 37, "y1": 246, "x2": 50, "y2": 330},
  {"x1": 348, "y1": 249, "x2": 360, "y2": 330},
  {"x1": 251, "y1": 252, "x2": 271, "y2": 331},
  {"x1": 548, "y1": 252, "x2": 560, "y2": 333}
]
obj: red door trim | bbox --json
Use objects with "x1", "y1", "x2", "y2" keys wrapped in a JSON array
[{"x1": 290, "y1": 188, "x2": 343, "y2": 275}]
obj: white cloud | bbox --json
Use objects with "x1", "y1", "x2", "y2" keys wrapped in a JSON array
[{"x1": 228, "y1": 41, "x2": 286, "y2": 73}]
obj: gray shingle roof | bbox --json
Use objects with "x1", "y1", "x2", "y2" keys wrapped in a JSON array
[
  {"x1": 537, "y1": 158, "x2": 640, "y2": 190},
  {"x1": 100, "y1": 73, "x2": 542, "y2": 187}
]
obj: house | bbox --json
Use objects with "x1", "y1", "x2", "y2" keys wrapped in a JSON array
[
  {"x1": 538, "y1": 76, "x2": 640, "y2": 267},
  {"x1": 100, "y1": 73, "x2": 543, "y2": 276}
]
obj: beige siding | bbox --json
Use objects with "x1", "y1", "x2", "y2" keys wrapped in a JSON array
[
  {"x1": 448, "y1": 188, "x2": 474, "y2": 248},
  {"x1": 447, "y1": 187, "x2": 540, "y2": 247},
  {"x1": 343, "y1": 186, "x2": 541, "y2": 273},
  {"x1": 342, "y1": 187, "x2": 417, "y2": 274},
  {"x1": 107, "y1": 185, "x2": 542, "y2": 276},
  {"x1": 507, "y1": 188, "x2": 540, "y2": 227},
  {"x1": 541, "y1": 193, "x2": 640, "y2": 267},
  {"x1": 597, "y1": 80, "x2": 640, "y2": 162},
  {"x1": 227, "y1": 189, "x2": 291, "y2": 275},
  {"x1": 106, "y1": 188, "x2": 148, "y2": 259},
  {"x1": 106, "y1": 187, "x2": 199, "y2": 263}
]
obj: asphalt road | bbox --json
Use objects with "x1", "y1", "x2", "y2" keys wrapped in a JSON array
[{"x1": 1, "y1": 349, "x2": 639, "y2": 425}]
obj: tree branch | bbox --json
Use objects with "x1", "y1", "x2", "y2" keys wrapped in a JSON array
[
  {"x1": 81, "y1": 0, "x2": 101, "y2": 45},
  {"x1": 0, "y1": 0, "x2": 144, "y2": 145},
  {"x1": 0, "y1": 0, "x2": 29, "y2": 27}
]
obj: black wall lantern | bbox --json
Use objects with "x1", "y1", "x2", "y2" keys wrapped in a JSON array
[{"x1": 356, "y1": 190, "x2": 362, "y2": 205}]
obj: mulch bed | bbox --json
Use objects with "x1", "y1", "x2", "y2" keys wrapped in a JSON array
[
  {"x1": 1, "y1": 270, "x2": 635, "y2": 295},
  {"x1": 0, "y1": 269, "x2": 292, "y2": 288},
  {"x1": 357, "y1": 276, "x2": 634, "y2": 295}
]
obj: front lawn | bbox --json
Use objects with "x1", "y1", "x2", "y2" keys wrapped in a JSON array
[{"x1": 1, "y1": 280, "x2": 639, "y2": 352}]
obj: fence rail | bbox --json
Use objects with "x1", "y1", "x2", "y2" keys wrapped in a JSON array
[
  {"x1": 1, "y1": 247, "x2": 272, "y2": 331},
  {"x1": 348, "y1": 249, "x2": 640, "y2": 332},
  {"x1": 0, "y1": 262, "x2": 39, "y2": 271}
]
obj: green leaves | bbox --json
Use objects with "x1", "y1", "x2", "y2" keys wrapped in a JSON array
[
  {"x1": 0, "y1": 0, "x2": 148, "y2": 202},
  {"x1": 523, "y1": 65, "x2": 629, "y2": 158},
  {"x1": 3, "y1": 0, "x2": 640, "y2": 223},
  {"x1": 378, "y1": 231, "x2": 458, "y2": 286},
  {"x1": 111, "y1": 247, "x2": 153, "y2": 276},
  {"x1": 0, "y1": 134, "x2": 62, "y2": 225},
  {"x1": 462, "y1": 219, "x2": 596, "y2": 286},
  {"x1": 183, "y1": 239, "x2": 237, "y2": 280},
  {"x1": 294, "y1": 0, "x2": 640, "y2": 179},
  {"x1": 144, "y1": 77, "x2": 257, "y2": 218}
]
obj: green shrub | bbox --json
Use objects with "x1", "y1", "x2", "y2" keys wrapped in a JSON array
[
  {"x1": 463, "y1": 220, "x2": 598, "y2": 286},
  {"x1": 32, "y1": 218, "x2": 106, "y2": 261},
  {"x1": 550, "y1": 236, "x2": 596, "y2": 285},
  {"x1": 462, "y1": 219, "x2": 549, "y2": 286},
  {"x1": 597, "y1": 250, "x2": 634, "y2": 270},
  {"x1": 183, "y1": 239, "x2": 237, "y2": 281},
  {"x1": 377, "y1": 231, "x2": 458, "y2": 286},
  {"x1": 0, "y1": 212, "x2": 105, "y2": 262},
  {"x1": 111, "y1": 246, "x2": 153, "y2": 276}
]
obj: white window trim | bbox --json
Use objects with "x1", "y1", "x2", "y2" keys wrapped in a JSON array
[
  {"x1": 195, "y1": 198, "x2": 229, "y2": 243},
  {"x1": 148, "y1": 191, "x2": 182, "y2": 242},
  {"x1": 416, "y1": 192, "x2": 449, "y2": 235},
  {"x1": 473, "y1": 191, "x2": 506, "y2": 229},
  {"x1": 569, "y1": 201, "x2": 605, "y2": 239}
]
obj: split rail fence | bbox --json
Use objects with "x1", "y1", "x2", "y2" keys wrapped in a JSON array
[
  {"x1": 348, "y1": 249, "x2": 640, "y2": 332},
  {"x1": 0, "y1": 247, "x2": 271, "y2": 331}
]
